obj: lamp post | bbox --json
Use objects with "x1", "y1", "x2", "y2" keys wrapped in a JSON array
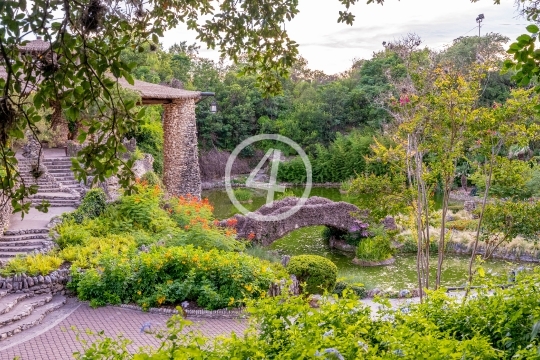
[
  {"x1": 476, "y1": 14, "x2": 485, "y2": 37},
  {"x1": 200, "y1": 92, "x2": 217, "y2": 113}
]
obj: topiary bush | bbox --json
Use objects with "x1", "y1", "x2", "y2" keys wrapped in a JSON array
[{"x1": 287, "y1": 255, "x2": 337, "y2": 294}]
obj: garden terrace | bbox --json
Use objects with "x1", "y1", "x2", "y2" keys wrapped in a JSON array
[{"x1": 223, "y1": 196, "x2": 365, "y2": 245}]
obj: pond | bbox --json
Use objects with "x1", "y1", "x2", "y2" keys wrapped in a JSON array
[{"x1": 203, "y1": 187, "x2": 522, "y2": 290}]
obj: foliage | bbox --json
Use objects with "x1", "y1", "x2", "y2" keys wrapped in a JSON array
[
  {"x1": 71, "y1": 245, "x2": 286, "y2": 310},
  {"x1": 233, "y1": 188, "x2": 253, "y2": 202},
  {"x1": 348, "y1": 173, "x2": 412, "y2": 222},
  {"x1": 286, "y1": 255, "x2": 337, "y2": 295},
  {"x1": 0, "y1": 253, "x2": 63, "y2": 276},
  {"x1": 64, "y1": 189, "x2": 107, "y2": 224},
  {"x1": 356, "y1": 234, "x2": 394, "y2": 262},
  {"x1": 333, "y1": 280, "x2": 366, "y2": 298},
  {"x1": 446, "y1": 219, "x2": 479, "y2": 231},
  {"x1": 471, "y1": 157, "x2": 535, "y2": 200},
  {"x1": 479, "y1": 200, "x2": 540, "y2": 259},
  {"x1": 277, "y1": 132, "x2": 388, "y2": 184},
  {"x1": 139, "y1": 171, "x2": 162, "y2": 188},
  {"x1": 2, "y1": 183, "x2": 244, "y2": 275},
  {"x1": 129, "y1": 106, "x2": 164, "y2": 175}
]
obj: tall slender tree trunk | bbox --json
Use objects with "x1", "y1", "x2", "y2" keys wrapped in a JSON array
[
  {"x1": 436, "y1": 182, "x2": 450, "y2": 288},
  {"x1": 466, "y1": 156, "x2": 495, "y2": 296}
]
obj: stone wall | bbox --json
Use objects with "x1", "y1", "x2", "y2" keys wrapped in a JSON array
[
  {"x1": 162, "y1": 99, "x2": 202, "y2": 198},
  {"x1": 0, "y1": 269, "x2": 69, "y2": 295},
  {"x1": 50, "y1": 100, "x2": 69, "y2": 147}
]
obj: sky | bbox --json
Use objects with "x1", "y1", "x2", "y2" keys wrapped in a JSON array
[{"x1": 162, "y1": 0, "x2": 527, "y2": 75}]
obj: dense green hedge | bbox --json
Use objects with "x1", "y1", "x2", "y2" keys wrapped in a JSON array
[{"x1": 286, "y1": 255, "x2": 337, "y2": 294}]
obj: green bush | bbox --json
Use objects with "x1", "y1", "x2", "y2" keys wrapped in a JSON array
[
  {"x1": 55, "y1": 220, "x2": 92, "y2": 249},
  {"x1": 286, "y1": 255, "x2": 337, "y2": 294},
  {"x1": 140, "y1": 171, "x2": 162, "y2": 187},
  {"x1": 65, "y1": 188, "x2": 107, "y2": 224},
  {"x1": 71, "y1": 246, "x2": 286, "y2": 310},
  {"x1": 446, "y1": 219, "x2": 479, "y2": 231},
  {"x1": 333, "y1": 280, "x2": 366, "y2": 298},
  {"x1": 233, "y1": 188, "x2": 253, "y2": 202},
  {"x1": 356, "y1": 234, "x2": 394, "y2": 262}
]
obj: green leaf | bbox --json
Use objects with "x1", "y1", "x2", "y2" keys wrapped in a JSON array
[{"x1": 527, "y1": 24, "x2": 539, "y2": 34}]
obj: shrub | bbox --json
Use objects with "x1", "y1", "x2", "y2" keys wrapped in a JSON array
[
  {"x1": 286, "y1": 255, "x2": 337, "y2": 294},
  {"x1": 64, "y1": 188, "x2": 107, "y2": 224},
  {"x1": 356, "y1": 234, "x2": 394, "y2": 262},
  {"x1": 55, "y1": 220, "x2": 92, "y2": 249},
  {"x1": 0, "y1": 253, "x2": 63, "y2": 276},
  {"x1": 140, "y1": 171, "x2": 162, "y2": 187},
  {"x1": 333, "y1": 280, "x2": 366, "y2": 298},
  {"x1": 233, "y1": 188, "x2": 253, "y2": 202},
  {"x1": 446, "y1": 219, "x2": 479, "y2": 231},
  {"x1": 71, "y1": 246, "x2": 285, "y2": 310}
]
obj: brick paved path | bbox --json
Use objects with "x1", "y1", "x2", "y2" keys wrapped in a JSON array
[{"x1": 0, "y1": 300, "x2": 247, "y2": 360}]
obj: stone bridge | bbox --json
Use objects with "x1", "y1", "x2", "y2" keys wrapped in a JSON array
[{"x1": 222, "y1": 197, "x2": 365, "y2": 246}]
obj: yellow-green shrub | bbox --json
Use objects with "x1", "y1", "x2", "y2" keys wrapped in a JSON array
[{"x1": 1, "y1": 253, "x2": 63, "y2": 276}]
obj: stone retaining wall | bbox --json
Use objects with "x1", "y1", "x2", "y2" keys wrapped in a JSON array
[{"x1": 0, "y1": 269, "x2": 69, "y2": 296}]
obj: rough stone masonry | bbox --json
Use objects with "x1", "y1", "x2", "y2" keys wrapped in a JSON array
[{"x1": 162, "y1": 99, "x2": 202, "y2": 198}]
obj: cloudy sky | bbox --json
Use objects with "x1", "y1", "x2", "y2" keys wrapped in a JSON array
[{"x1": 163, "y1": 0, "x2": 527, "y2": 74}]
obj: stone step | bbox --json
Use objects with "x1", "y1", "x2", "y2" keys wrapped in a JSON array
[
  {"x1": 34, "y1": 188, "x2": 65, "y2": 193},
  {"x1": 0, "y1": 252, "x2": 28, "y2": 258},
  {"x1": 0, "y1": 240, "x2": 50, "y2": 247},
  {"x1": 0, "y1": 294, "x2": 52, "y2": 327},
  {"x1": 4, "y1": 229, "x2": 48, "y2": 236},
  {"x1": 0, "y1": 234, "x2": 49, "y2": 241},
  {"x1": 0, "y1": 245, "x2": 44, "y2": 253},
  {"x1": 44, "y1": 164, "x2": 73, "y2": 169},
  {"x1": 0, "y1": 295, "x2": 66, "y2": 340},
  {"x1": 0, "y1": 293, "x2": 29, "y2": 315},
  {"x1": 58, "y1": 181, "x2": 79, "y2": 185},
  {"x1": 47, "y1": 169, "x2": 73, "y2": 174},
  {"x1": 31, "y1": 202, "x2": 80, "y2": 208},
  {"x1": 29, "y1": 194, "x2": 79, "y2": 200}
]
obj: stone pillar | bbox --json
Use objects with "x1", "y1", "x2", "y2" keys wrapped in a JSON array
[
  {"x1": 50, "y1": 101, "x2": 69, "y2": 147},
  {"x1": 162, "y1": 99, "x2": 202, "y2": 198}
]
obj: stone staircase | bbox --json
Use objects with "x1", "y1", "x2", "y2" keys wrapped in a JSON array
[
  {"x1": 0, "y1": 291, "x2": 66, "y2": 340},
  {"x1": 0, "y1": 229, "x2": 54, "y2": 263},
  {"x1": 17, "y1": 157, "x2": 82, "y2": 207},
  {"x1": 43, "y1": 157, "x2": 85, "y2": 195}
]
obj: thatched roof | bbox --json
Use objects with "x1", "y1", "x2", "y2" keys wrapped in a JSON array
[
  {"x1": 19, "y1": 39, "x2": 50, "y2": 53},
  {"x1": 116, "y1": 77, "x2": 201, "y2": 104}
]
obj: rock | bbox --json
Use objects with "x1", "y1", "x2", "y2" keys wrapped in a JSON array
[
  {"x1": 464, "y1": 200, "x2": 476, "y2": 213},
  {"x1": 309, "y1": 295, "x2": 322, "y2": 308},
  {"x1": 132, "y1": 153, "x2": 154, "y2": 179},
  {"x1": 21, "y1": 130, "x2": 42, "y2": 159},
  {"x1": 37, "y1": 275, "x2": 44, "y2": 284},
  {"x1": 281, "y1": 255, "x2": 291, "y2": 267},
  {"x1": 398, "y1": 289, "x2": 410, "y2": 298},
  {"x1": 382, "y1": 216, "x2": 398, "y2": 231},
  {"x1": 47, "y1": 216, "x2": 63, "y2": 229}
]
